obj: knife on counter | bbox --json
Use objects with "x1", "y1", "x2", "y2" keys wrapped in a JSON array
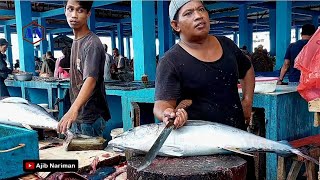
[{"x1": 137, "y1": 99, "x2": 192, "y2": 171}]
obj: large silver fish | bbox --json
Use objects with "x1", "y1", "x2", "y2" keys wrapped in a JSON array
[
  {"x1": 0, "y1": 97, "x2": 59, "y2": 130},
  {"x1": 109, "y1": 120, "x2": 318, "y2": 164},
  {"x1": 0, "y1": 97, "x2": 73, "y2": 148}
]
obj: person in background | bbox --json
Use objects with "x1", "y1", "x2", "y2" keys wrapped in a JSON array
[
  {"x1": 46, "y1": 51, "x2": 56, "y2": 62},
  {"x1": 251, "y1": 44, "x2": 273, "y2": 72},
  {"x1": 41, "y1": 54, "x2": 46, "y2": 62},
  {"x1": 57, "y1": 47, "x2": 71, "y2": 79},
  {"x1": 103, "y1": 44, "x2": 114, "y2": 81},
  {"x1": 40, "y1": 51, "x2": 56, "y2": 77},
  {"x1": 0, "y1": 38, "x2": 12, "y2": 97},
  {"x1": 129, "y1": 58, "x2": 134, "y2": 72},
  {"x1": 153, "y1": 0, "x2": 255, "y2": 179},
  {"x1": 57, "y1": 0, "x2": 110, "y2": 137},
  {"x1": 240, "y1": 45, "x2": 251, "y2": 61},
  {"x1": 54, "y1": 47, "x2": 67, "y2": 78},
  {"x1": 113, "y1": 48, "x2": 125, "y2": 71},
  {"x1": 34, "y1": 57, "x2": 42, "y2": 74},
  {"x1": 278, "y1": 24, "x2": 316, "y2": 85},
  {"x1": 14, "y1": 59, "x2": 19, "y2": 70}
]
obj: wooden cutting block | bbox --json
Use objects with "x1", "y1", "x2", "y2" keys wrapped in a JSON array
[
  {"x1": 67, "y1": 137, "x2": 107, "y2": 151},
  {"x1": 127, "y1": 155, "x2": 247, "y2": 180}
]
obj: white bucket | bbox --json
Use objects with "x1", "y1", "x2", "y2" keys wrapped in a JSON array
[{"x1": 110, "y1": 128, "x2": 124, "y2": 139}]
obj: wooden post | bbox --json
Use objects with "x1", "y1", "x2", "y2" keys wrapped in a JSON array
[
  {"x1": 286, "y1": 161, "x2": 303, "y2": 180},
  {"x1": 308, "y1": 98, "x2": 320, "y2": 127},
  {"x1": 277, "y1": 156, "x2": 286, "y2": 180}
]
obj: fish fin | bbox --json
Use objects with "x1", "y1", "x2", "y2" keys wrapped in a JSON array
[
  {"x1": 0, "y1": 97, "x2": 29, "y2": 104},
  {"x1": 22, "y1": 124, "x2": 33, "y2": 130},
  {"x1": 291, "y1": 149, "x2": 319, "y2": 165},
  {"x1": 160, "y1": 145, "x2": 184, "y2": 156},
  {"x1": 222, "y1": 147, "x2": 255, "y2": 157},
  {"x1": 278, "y1": 140, "x2": 290, "y2": 146}
]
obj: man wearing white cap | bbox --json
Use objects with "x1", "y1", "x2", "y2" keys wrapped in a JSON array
[
  {"x1": 0, "y1": 38, "x2": 12, "y2": 97},
  {"x1": 153, "y1": 0, "x2": 255, "y2": 179}
]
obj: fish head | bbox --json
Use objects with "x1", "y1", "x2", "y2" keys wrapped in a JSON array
[{"x1": 108, "y1": 123, "x2": 165, "y2": 152}]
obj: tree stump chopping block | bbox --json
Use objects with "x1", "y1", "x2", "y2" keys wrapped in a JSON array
[{"x1": 127, "y1": 155, "x2": 247, "y2": 180}]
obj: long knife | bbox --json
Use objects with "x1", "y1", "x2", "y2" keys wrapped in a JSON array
[{"x1": 137, "y1": 99, "x2": 192, "y2": 171}]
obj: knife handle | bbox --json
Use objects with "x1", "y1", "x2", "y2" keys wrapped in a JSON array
[
  {"x1": 166, "y1": 99, "x2": 192, "y2": 127},
  {"x1": 175, "y1": 99, "x2": 192, "y2": 111}
]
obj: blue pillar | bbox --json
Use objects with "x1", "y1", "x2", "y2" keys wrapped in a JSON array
[
  {"x1": 34, "y1": 49, "x2": 39, "y2": 57},
  {"x1": 88, "y1": 8, "x2": 95, "y2": 33},
  {"x1": 269, "y1": 9, "x2": 276, "y2": 56},
  {"x1": 14, "y1": 0, "x2": 34, "y2": 72},
  {"x1": 248, "y1": 24, "x2": 253, "y2": 53},
  {"x1": 126, "y1": 37, "x2": 131, "y2": 60},
  {"x1": 117, "y1": 23, "x2": 124, "y2": 56},
  {"x1": 233, "y1": 32, "x2": 238, "y2": 46},
  {"x1": 239, "y1": 4, "x2": 249, "y2": 49},
  {"x1": 157, "y1": 1, "x2": 170, "y2": 58},
  {"x1": 131, "y1": 1, "x2": 156, "y2": 81},
  {"x1": 312, "y1": 15, "x2": 319, "y2": 28},
  {"x1": 110, "y1": 31, "x2": 116, "y2": 50},
  {"x1": 295, "y1": 26, "x2": 300, "y2": 41},
  {"x1": 38, "y1": 18, "x2": 48, "y2": 57},
  {"x1": 275, "y1": 1, "x2": 292, "y2": 70},
  {"x1": 4, "y1": 25, "x2": 13, "y2": 69},
  {"x1": 47, "y1": 33, "x2": 54, "y2": 53}
]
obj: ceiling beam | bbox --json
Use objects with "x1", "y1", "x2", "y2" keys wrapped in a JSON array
[
  {"x1": 39, "y1": 1, "x2": 120, "y2": 18},
  {"x1": 0, "y1": 16, "x2": 39, "y2": 25},
  {"x1": 205, "y1": 2, "x2": 237, "y2": 11},
  {"x1": 210, "y1": 8, "x2": 267, "y2": 19},
  {"x1": 293, "y1": 8, "x2": 320, "y2": 16},
  {"x1": 96, "y1": 22, "x2": 115, "y2": 28},
  {"x1": 293, "y1": 1, "x2": 320, "y2": 8},
  {"x1": 40, "y1": 8, "x2": 64, "y2": 18},
  {"x1": 120, "y1": 17, "x2": 131, "y2": 24},
  {"x1": 100, "y1": 4, "x2": 130, "y2": 12},
  {"x1": 92, "y1": 1, "x2": 120, "y2": 8},
  {"x1": 249, "y1": 3, "x2": 275, "y2": 9},
  {"x1": 31, "y1": 1, "x2": 65, "y2": 5},
  {"x1": 47, "y1": 28, "x2": 72, "y2": 34}
]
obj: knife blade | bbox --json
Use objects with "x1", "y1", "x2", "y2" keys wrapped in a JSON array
[{"x1": 137, "y1": 99, "x2": 192, "y2": 171}]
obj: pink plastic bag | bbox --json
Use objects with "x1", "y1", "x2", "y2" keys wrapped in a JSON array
[{"x1": 294, "y1": 28, "x2": 320, "y2": 101}]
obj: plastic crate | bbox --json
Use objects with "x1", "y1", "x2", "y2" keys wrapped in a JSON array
[{"x1": 0, "y1": 124, "x2": 39, "y2": 179}]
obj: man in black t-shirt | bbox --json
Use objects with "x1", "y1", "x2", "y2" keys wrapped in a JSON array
[
  {"x1": 154, "y1": 1, "x2": 255, "y2": 179},
  {"x1": 154, "y1": 0, "x2": 254, "y2": 130},
  {"x1": 57, "y1": 0, "x2": 110, "y2": 137}
]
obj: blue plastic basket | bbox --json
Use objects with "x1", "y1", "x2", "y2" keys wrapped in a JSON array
[{"x1": 0, "y1": 124, "x2": 39, "y2": 179}]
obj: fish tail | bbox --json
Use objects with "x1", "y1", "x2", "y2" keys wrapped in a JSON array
[{"x1": 291, "y1": 149, "x2": 319, "y2": 165}]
